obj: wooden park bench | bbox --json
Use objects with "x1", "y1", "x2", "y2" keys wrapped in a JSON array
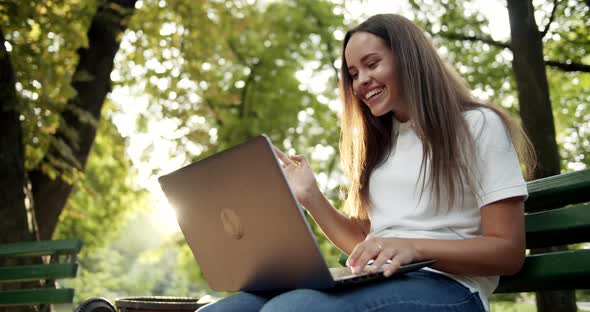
[
  {"x1": 339, "y1": 169, "x2": 590, "y2": 293},
  {"x1": 0, "y1": 239, "x2": 83, "y2": 307}
]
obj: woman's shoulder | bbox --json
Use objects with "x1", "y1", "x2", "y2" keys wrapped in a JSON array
[
  {"x1": 462, "y1": 106, "x2": 509, "y2": 140},
  {"x1": 463, "y1": 106, "x2": 499, "y2": 123}
]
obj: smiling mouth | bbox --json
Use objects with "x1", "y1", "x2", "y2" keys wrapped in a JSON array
[{"x1": 365, "y1": 88, "x2": 384, "y2": 101}]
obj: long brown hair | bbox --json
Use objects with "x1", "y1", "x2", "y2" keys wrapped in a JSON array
[{"x1": 339, "y1": 14, "x2": 535, "y2": 220}]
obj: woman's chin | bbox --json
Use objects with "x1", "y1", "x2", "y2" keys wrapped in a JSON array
[{"x1": 368, "y1": 105, "x2": 390, "y2": 117}]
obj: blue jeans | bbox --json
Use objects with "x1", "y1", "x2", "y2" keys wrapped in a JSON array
[{"x1": 197, "y1": 270, "x2": 486, "y2": 312}]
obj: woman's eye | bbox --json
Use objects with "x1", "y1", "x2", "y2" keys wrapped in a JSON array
[
  {"x1": 368, "y1": 61, "x2": 379, "y2": 69},
  {"x1": 351, "y1": 73, "x2": 358, "y2": 80}
]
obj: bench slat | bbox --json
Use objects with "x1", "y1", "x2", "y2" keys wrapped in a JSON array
[
  {"x1": 0, "y1": 239, "x2": 82, "y2": 258},
  {"x1": 0, "y1": 288, "x2": 74, "y2": 305},
  {"x1": 0, "y1": 263, "x2": 78, "y2": 282},
  {"x1": 525, "y1": 203, "x2": 590, "y2": 248},
  {"x1": 525, "y1": 169, "x2": 590, "y2": 212},
  {"x1": 495, "y1": 249, "x2": 590, "y2": 293}
]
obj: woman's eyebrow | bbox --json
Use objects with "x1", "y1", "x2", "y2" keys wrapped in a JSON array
[
  {"x1": 360, "y1": 52, "x2": 380, "y2": 62},
  {"x1": 347, "y1": 52, "x2": 381, "y2": 71}
]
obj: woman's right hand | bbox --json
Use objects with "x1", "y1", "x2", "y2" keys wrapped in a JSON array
[{"x1": 273, "y1": 146, "x2": 321, "y2": 208}]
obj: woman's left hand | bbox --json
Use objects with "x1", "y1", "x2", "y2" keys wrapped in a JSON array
[{"x1": 346, "y1": 237, "x2": 420, "y2": 277}]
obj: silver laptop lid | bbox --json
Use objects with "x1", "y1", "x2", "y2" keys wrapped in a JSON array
[{"x1": 158, "y1": 135, "x2": 335, "y2": 291}]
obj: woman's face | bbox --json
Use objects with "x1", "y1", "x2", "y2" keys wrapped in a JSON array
[{"x1": 345, "y1": 32, "x2": 407, "y2": 120}]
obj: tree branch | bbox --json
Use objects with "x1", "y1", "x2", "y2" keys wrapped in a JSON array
[
  {"x1": 540, "y1": 0, "x2": 559, "y2": 39},
  {"x1": 238, "y1": 64, "x2": 259, "y2": 118},
  {"x1": 227, "y1": 39, "x2": 261, "y2": 118},
  {"x1": 545, "y1": 60, "x2": 590, "y2": 72},
  {"x1": 202, "y1": 98, "x2": 224, "y2": 127},
  {"x1": 436, "y1": 31, "x2": 512, "y2": 50}
]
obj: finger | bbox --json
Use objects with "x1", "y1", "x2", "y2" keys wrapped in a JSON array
[
  {"x1": 368, "y1": 249, "x2": 394, "y2": 273},
  {"x1": 383, "y1": 257, "x2": 405, "y2": 278},
  {"x1": 272, "y1": 146, "x2": 292, "y2": 166},
  {"x1": 346, "y1": 243, "x2": 365, "y2": 268},
  {"x1": 352, "y1": 244, "x2": 379, "y2": 274},
  {"x1": 346, "y1": 250, "x2": 357, "y2": 268}
]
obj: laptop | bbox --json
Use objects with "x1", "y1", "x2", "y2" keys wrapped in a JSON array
[{"x1": 158, "y1": 135, "x2": 435, "y2": 292}]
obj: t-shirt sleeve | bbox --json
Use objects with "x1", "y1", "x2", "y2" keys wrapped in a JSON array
[{"x1": 466, "y1": 109, "x2": 528, "y2": 208}]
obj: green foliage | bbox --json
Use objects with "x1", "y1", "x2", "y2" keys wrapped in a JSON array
[
  {"x1": 550, "y1": 68, "x2": 590, "y2": 172},
  {"x1": 0, "y1": 0, "x2": 98, "y2": 178},
  {"x1": 542, "y1": 0, "x2": 590, "y2": 66},
  {"x1": 116, "y1": 0, "x2": 343, "y2": 155}
]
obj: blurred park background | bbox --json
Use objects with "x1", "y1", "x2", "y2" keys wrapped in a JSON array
[{"x1": 1, "y1": 0, "x2": 588, "y2": 311}]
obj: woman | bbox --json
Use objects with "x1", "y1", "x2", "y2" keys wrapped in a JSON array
[{"x1": 199, "y1": 13, "x2": 535, "y2": 312}]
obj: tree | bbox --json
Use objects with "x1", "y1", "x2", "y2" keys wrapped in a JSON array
[{"x1": 0, "y1": 0, "x2": 138, "y2": 247}]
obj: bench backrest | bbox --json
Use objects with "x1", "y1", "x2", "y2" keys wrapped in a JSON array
[
  {"x1": 496, "y1": 169, "x2": 590, "y2": 292},
  {"x1": 0, "y1": 239, "x2": 83, "y2": 306}
]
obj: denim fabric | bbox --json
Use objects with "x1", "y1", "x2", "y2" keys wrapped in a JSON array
[{"x1": 197, "y1": 270, "x2": 486, "y2": 312}]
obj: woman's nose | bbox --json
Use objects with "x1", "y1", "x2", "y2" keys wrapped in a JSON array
[{"x1": 358, "y1": 71, "x2": 370, "y2": 86}]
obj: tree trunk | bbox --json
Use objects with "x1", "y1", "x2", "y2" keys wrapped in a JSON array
[
  {"x1": 507, "y1": 1, "x2": 576, "y2": 311},
  {"x1": 507, "y1": 0, "x2": 560, "y2": 179},
  {"x1": 0, "y1": 28, "x2": 32, "y2": 244},
  {"x1": 28, "y1": 0, "x2": 137, "y2": 240},
  {"x1": 0, "y1": 27, "x2": 39, "y2": 312}
]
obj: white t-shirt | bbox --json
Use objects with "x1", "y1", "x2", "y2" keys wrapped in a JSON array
[{"x1": 367, "y1": 108, "x2": 528, "y2": 311}]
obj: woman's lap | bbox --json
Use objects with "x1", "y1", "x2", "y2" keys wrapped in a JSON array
[{"x1": 197, "y1": 270, "x2": 485, "y2": 312}]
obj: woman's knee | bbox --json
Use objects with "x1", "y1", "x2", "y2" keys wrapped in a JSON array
[{"x1": 260, "y1": 289, "x2": 344, "y2": 312}]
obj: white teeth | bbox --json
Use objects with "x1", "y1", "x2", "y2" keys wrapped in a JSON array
[{"x1": 365, "y1": 88, "x2": 383, "y2": 100}]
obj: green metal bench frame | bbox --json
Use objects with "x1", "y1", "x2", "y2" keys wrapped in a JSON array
[{"x1": 0, "y1": 239, "x2": 83, "y2": 305}]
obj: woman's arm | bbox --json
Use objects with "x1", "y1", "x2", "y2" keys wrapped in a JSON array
[
  {"x1": 273, "y1": 147, "x2": 368, "y2": 253},
  {"x1": 303, "y1": 188, "x2": 370, "y2": 254},
  {"x1": 348, "y1": 196, "x2": 525, "y2": 277}
]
